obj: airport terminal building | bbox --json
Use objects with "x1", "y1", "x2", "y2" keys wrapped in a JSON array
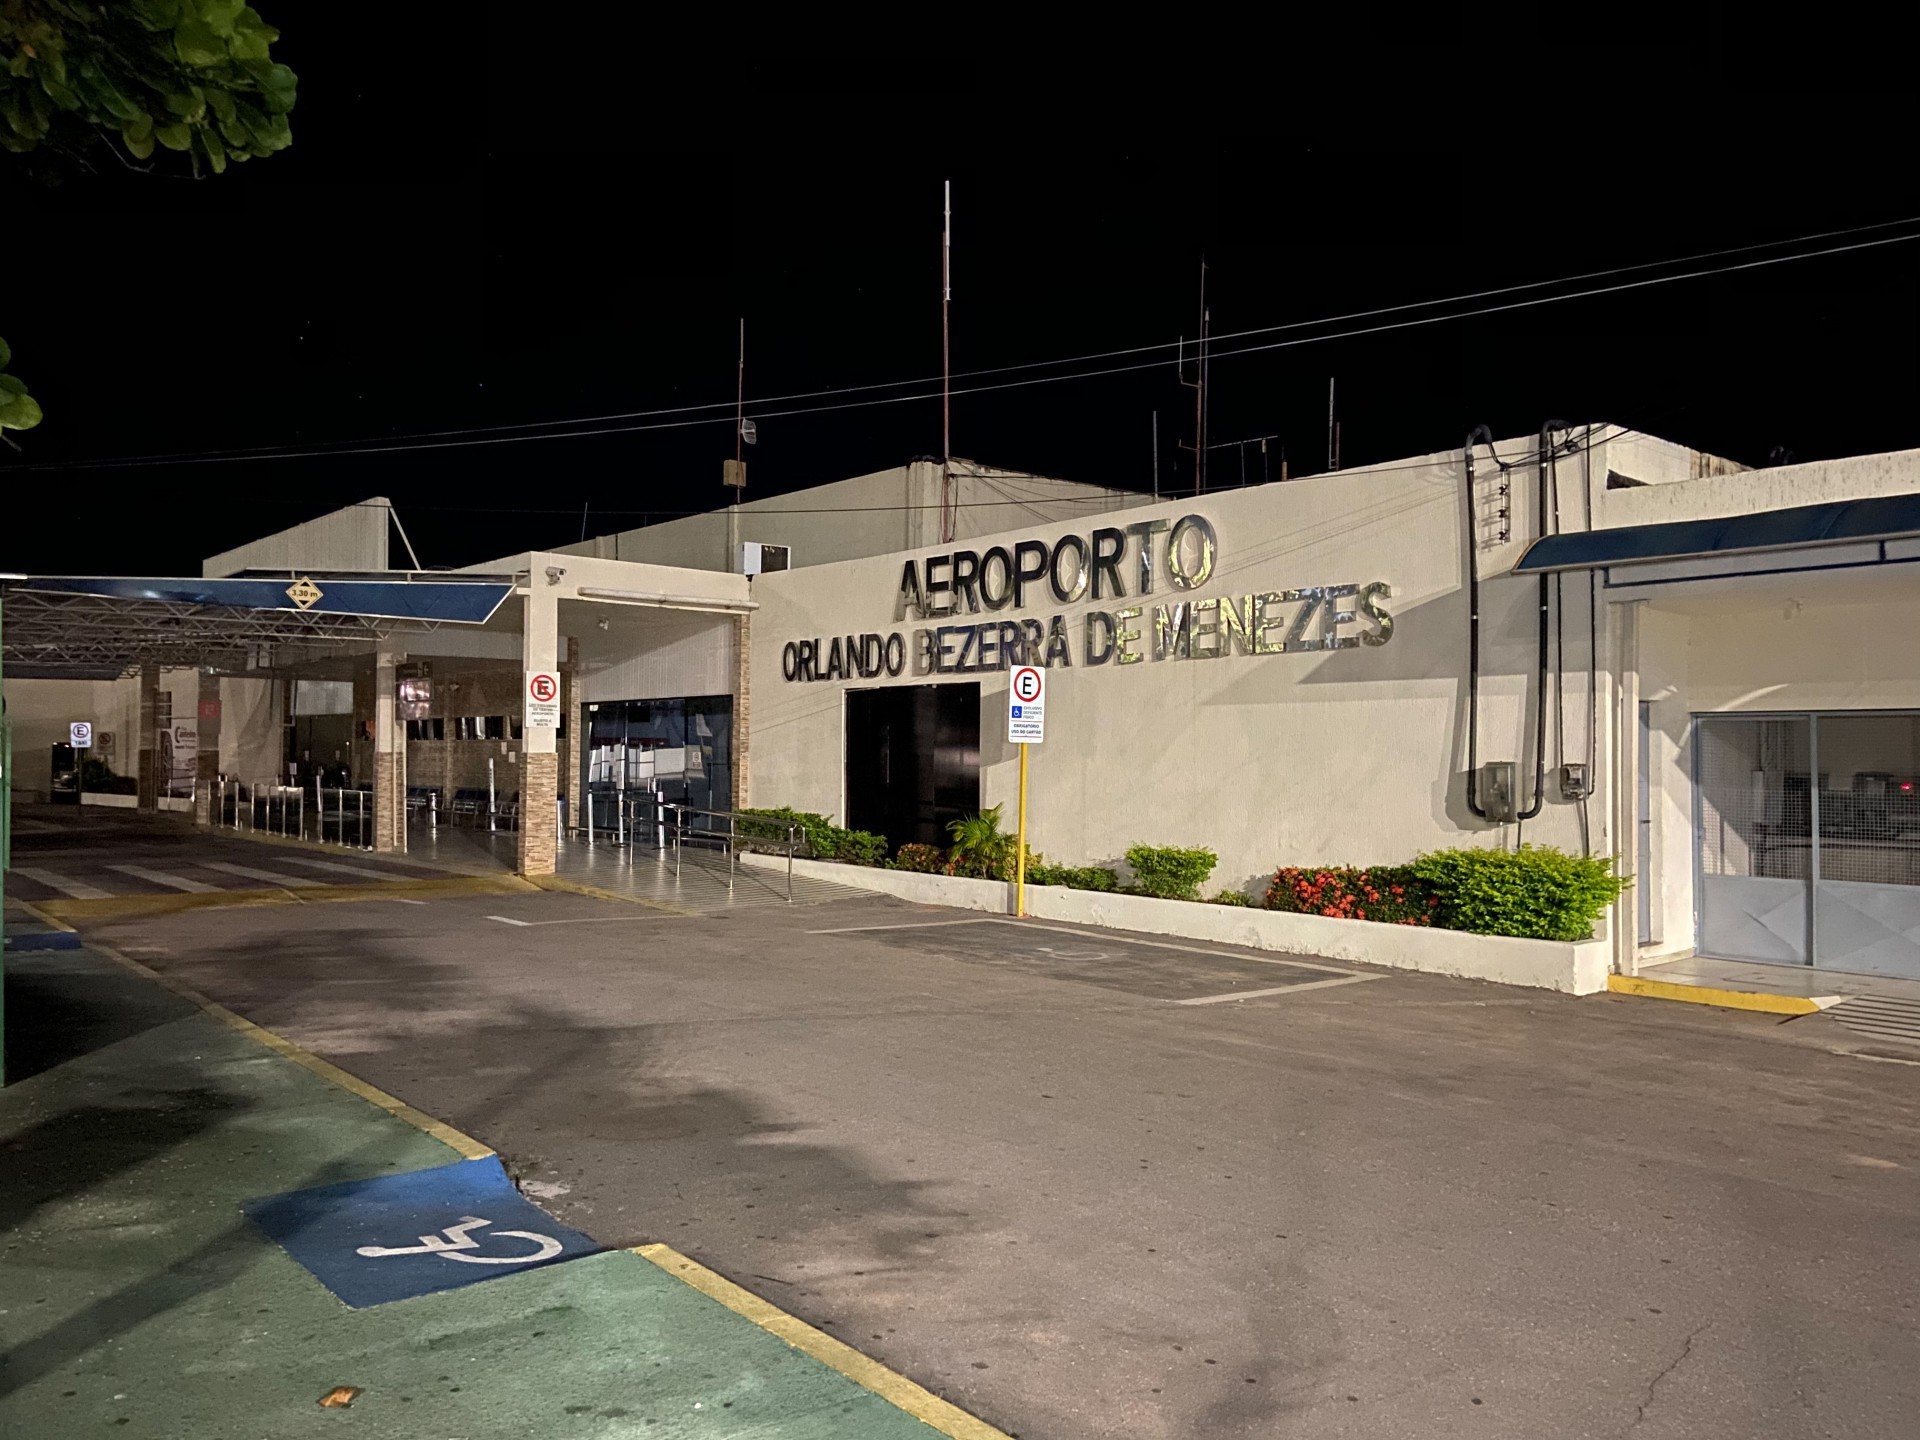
[{"x1": 7, "y1": 434, "x2": 1920, "y2": 986}]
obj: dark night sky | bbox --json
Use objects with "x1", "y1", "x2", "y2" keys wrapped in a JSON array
[{"x1": 5, "y1": 17, "x2": 1919, "y2": 576}]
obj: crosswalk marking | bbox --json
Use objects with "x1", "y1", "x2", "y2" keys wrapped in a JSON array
[
  {"x1": 199, "y1": 860, "x2": 327, "y2": 888},
  {"x1": 282, "y1": 857, "x2": 407, "y2": 882},
  {"x1": 12, "y1": 866, "x2": 112, "y2": 900},
  {"x1": 108, "y1": 863, "x2": 221, "y2": 894}
]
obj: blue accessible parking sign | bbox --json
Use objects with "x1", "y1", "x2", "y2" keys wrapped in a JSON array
[{"x1": 243, "y1": 1156, "x2": 599, "y2": 1308}]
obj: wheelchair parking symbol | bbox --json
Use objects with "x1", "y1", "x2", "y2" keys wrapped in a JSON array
[{"x1": 356, "y1": 1215, "x2": 564, "y2": 1266}]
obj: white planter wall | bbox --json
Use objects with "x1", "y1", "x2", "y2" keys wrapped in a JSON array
[{"x1": 745, "y1": 853, "x2": 1610, "y2": 994}]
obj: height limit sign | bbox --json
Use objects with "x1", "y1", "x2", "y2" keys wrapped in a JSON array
[{"x1": 1007, "y1": 665, "x2": 1045, "y2": 744}]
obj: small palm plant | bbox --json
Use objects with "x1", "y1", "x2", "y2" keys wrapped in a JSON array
[{"x1": 946, "y1": 804, "x2": 1015, "y2": 880}]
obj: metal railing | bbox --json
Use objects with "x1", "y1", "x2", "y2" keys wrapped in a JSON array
[
  {"x1": 660, "y1": 803, "x2": 800, "y2": 902},
  {"x1": 217, "y1": 777, "x2": 374, "y2": 850}
]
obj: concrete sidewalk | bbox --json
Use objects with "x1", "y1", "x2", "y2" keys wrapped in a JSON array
[{"x1": 0, "y1": 947, "x2": 996, "y2": 1439}]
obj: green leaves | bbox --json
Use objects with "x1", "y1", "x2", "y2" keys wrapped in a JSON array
[
  {"x1": 0, "y1": 0, "x2": 297, "y2": 176},
  {"x1": 0, "y1": 339, "x2": 43, "y2": 433}
]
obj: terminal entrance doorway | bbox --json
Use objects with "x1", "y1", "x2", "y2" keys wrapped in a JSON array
[
  {"x1": 846, "y1": 683, "x2": 980, "y2": 851},
  {"x1": 1696, "y1": 711, "x2": 1920, "y2": 978}
]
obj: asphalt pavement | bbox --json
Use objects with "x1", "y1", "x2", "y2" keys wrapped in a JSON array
[{"x1": 65, "y1": 881, "x2": 1920, "y2": 1440}]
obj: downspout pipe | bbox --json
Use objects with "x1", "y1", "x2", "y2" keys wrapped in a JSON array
[
  {"x1": 1515, "y1": 419, "x2": 1573, "y2": 821},
  {"x1": 1462, "y1": 425, "x2": 1495, "y2": 820}
]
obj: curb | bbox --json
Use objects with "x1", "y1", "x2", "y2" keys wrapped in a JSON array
[
  {"x1": 29, "y1": 873, "x2": 539, "y2": 923},
  {"x1": 1606, "y1": 973, "x2": 1842, "y2": 1015},
  {"x1": 88, "y1": 938, "x2": 1006, "y2": 1439},
  {"x1": 526, "y1": 873, "x2": 697, "y2": 916}
]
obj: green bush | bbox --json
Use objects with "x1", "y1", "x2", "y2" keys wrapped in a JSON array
[
  {"x1": 1411, "y1": 845, "x2": 1627, "y2": 942},
  {"x1": 1125, "y1": 844, "x2": 1218, "y2": 901},
  {"x1": 835, "y1": 830, "x2": 888, "y2": 867},
  {"x1": 1207, "y1": 888, "x2": 1253, "y2": 906},
  {"x1": 1026, "y1": 860, "x2": 1121, "y2": 892},
  {"x1": 1265, "y1": 865, "x2": 1435, "y2": 925},
  {"x1": 738, "y1": 806, "x2": 833, "y2": 852},
  {"x1": 891, "y1": 843, "x2": 948, "y2": 873}
]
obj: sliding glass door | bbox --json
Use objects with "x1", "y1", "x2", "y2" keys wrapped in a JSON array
[{"x1": 1695, "y1": 712, "x2": 1920, "y2": 978}]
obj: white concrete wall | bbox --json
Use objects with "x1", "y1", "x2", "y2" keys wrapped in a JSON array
[
  {"x1": 749, "y1": 434, "x2": 1606, "y2": 890},
  {"x1": 1597, "y1": 446, "x2": 1920, "y2": 530},
  {"x1": 218, "y1": 675, "x2": 284, "y2": 786},
  {"x1": 576, "y1": 607, "x2": 735, "y2": 703},
  {"x1": 204, "y1": 498, "x2": 390, "y2": 577},
  {"x1": 553, "y1": 460, "x2": 1142, "y2": 574},
  {"x1": 2, "y1": 676, "x2": 140, "y2": 796}
]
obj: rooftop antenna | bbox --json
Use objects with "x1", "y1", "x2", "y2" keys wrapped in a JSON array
[
  {"x1": 724, "y1": 318, "x2": 748, "y2": 568},
  {"x1": 1177, "y1": 260, "x2": 1209, "y2": 493},
  {"x1": 941, "y1": 180, "x2": 955, "y2": 542},
  {"x1": 1327, "y1": 376, "x2": 1339, "y2": 472}
]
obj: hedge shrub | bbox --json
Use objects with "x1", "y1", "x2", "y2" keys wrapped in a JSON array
[
  {"x1": 890, "y1": 842, "x2": 948, "y2": 873},
  {"x1": 1026, "y1": 860, "x2": 1121, "y2": 892},
  {"x1": 1125, "y1": 845, "x2": 1218, "y2": 901},
  {"x1": 1412, "y1": 845, "x2": 1626, "y2": 941},
  {"x1": 1265, "y1": 865, "x2": 1436, "y2": 925},
  {"x1": 738, "y1": 807, "x2": 885, "y2": 866}
]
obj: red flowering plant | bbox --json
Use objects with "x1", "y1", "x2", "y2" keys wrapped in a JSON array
[{"x1": 1264, "y1": 864, "x2": 1436, "y2": 925}]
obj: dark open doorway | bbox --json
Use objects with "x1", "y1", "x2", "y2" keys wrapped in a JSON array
[{"x1": 845, "y1": 683, "x2": 980, "y2": 851}]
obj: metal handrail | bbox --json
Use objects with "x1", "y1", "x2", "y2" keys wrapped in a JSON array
[{"x1": 658, "y1": 803, "x2": 799, "y2": 902}]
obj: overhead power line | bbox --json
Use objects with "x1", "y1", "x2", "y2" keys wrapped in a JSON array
[{"x1": 8, "y1": 221, "x2": 1920, "y2": 475}]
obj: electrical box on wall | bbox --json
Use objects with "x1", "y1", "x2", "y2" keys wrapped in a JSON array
[
  {"x1": 1558, "y1": 762, "x2": 1592, "y2": 800},
  {"x1": 1480, "y1": 761, "x2": 1518, "y2": 822},
  {"x1": 739, "y1": 542, "x2": 791, "y2": 576}
]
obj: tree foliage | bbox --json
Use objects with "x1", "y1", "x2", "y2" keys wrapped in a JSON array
[
  {"x1": 0, "y1": 0, "x2": 296, "y2": 176},
  {"x1": 0, "y1": 334, "x2": 41, "y2": 433}
]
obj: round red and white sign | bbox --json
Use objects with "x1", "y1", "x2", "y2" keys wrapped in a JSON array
[
  {"x1": 1012, "y1": 666, "x2": 1043, "y2": 704},
  {"x1": 529, "y1": 674, "x2": 558, "y2": 704}
]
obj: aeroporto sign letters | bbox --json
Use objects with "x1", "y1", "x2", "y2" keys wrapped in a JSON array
[{"x1": 780, "y1": 513, "x2": 1394, "y2": 683}]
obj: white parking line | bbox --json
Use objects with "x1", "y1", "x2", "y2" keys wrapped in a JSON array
[
  {"x1": 12, "y1": 866, "x2": 112, "y2": 900},
  {"x1": 1175, "y1": 974, "x2": 1382, "y2": 1006},
  {"x1": 282, "y1": 857, "x2": 408, "y2": 882},
  {"x1": 198, "y1": 860, "x2": 326, "y2": 888},
  {"x1": 807, "y1": 919, "x2": 1002, "y2": 934},
  {"x1": 108, "y1": 864, "x2": 219, "y2": 894},
  {"x1": 485, "y1": 914, "x2": 640, "y2": 928}
]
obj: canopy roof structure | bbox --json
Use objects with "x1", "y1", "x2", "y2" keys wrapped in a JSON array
[
  {"x1": 0, "y1": 573, "x2": 515, "y2": 679},
  {"x1": 1514, "y1": 492, "x2": 1920, "y2": 576}
]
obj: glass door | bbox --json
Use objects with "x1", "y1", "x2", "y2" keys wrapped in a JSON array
[
  {"x1": 1695, "y1": 715, "x2": 1812, "y2": 965},
  {"x1": 1812, "y1": 713, "x2": 1920, "y2": 978}
]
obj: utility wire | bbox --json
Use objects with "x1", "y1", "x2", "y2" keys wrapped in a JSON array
[{"x1": 9, "y1": 224, "x2": 1919, "y2": 475}]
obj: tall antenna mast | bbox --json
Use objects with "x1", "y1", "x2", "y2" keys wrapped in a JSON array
[
  {"x1": 1196, "y1": 261, "x2": 1208, "y2": 492},
  {"x1": 1327, "y1": 376, "x2": 1338, "y2": 472},
  {"x1": 736, "y1": 317, "x2": 746, "y2": 463},
  {"x1": 941, "y1": 180, "x2": 954, "y2": 542}
]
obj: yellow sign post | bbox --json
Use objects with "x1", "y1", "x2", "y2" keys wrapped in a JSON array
[
  {"x1": 1015, "y1": 741, "x2": 1029, "y2": 916},
  {"x1": 1007, "y1": 665, "x2": 1045, "y2": 918}
]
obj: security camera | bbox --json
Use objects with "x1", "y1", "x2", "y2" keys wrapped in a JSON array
[{"x1": 544, "y1": 566, "x2": 567, "y2": 585}]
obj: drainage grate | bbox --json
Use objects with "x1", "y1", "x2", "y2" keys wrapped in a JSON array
[{"x1": 1829, "y1": 994, "x2": 1920, "y2": 1047}]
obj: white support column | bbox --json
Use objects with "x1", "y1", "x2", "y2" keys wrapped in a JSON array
[
  {"x1": 1609, "y1": 598, "x2": 1644, "y2": 977},
  {"x1": 373, "y1": 648, "x2": 403, "y2": 852},
  {"x1": 518, "y1": 578, "x2": 559, "y2": 876}
]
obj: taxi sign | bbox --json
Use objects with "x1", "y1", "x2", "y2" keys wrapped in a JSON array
[{"x1": 69, "y1": 721, "x2": 93, "y2": 749}]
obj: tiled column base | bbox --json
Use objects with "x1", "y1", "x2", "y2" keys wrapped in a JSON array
[{"x1": 517, "y1": 751, "x2": 558, "y2": 876}]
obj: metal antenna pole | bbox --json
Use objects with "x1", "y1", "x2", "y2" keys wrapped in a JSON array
[
  {"x1": 1195, "y1": 261, "x2": 1207, "y2": 493},
  {"x1": 941, "y1": 179, "x2": 954, "y2": 542},
  {"x1": 1151, "y1": 411, "x2": 1159, "y2": 500},
  {"x1": 1328, "y1": 377, "x2": 1337, "y2": 472}
]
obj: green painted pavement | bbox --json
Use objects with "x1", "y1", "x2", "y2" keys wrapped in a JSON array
[{"x1": 0, "y1": 949, "x2": 947, "y2": 1439}]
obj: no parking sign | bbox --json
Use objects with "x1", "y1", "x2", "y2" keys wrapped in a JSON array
[{"x1": 1008, "y1": 665, "x2": 1045, "y2": 744}]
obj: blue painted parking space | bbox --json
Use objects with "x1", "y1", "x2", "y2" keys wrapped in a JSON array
[{"x1": 243, "y1": 1156, "x2": 601, "y2": 1308}]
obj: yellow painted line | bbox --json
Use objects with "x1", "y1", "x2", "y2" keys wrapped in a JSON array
[
  {"x1": 526, "y1": 873, "x2": 697, "y2": 916},
  {"x1": 634, "y1": 1243, "x2": 1012, "y2": 1440},
  {"x1": 94, "y1": 940, "x2": 495, "y2": 1161},
  {"x1": 1607, "y1": 973, "x2": 1832, "y2": 1015}
]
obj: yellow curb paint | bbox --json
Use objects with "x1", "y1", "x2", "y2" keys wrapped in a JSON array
[
  {"x1": 33, "y1": 874, "x2": 534, "y2": 922},
  {"x1": 14, "y1": 898, "x2": 77, "y2": 933},
  {"x1": 1606, "y1": 973, "x2": 1829, "y2": 1015},
  {"x1": 526, "y1": 874, "x2": 697, "y2": 916},
  {"x1": 94, "y1": 941, "x2": 495, "y2": 1161},
  {"x1": 633, "y1": 1244, "x2": 1013, "y2": 1440}
]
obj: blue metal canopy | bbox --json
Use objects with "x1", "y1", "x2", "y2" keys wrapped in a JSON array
[
  {"x1": 1514, "y1": 492, "x2": 1920, "y2": 575},
  {"x1": 14, "y1": 574, "x2": 512, "y2": 624}
]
